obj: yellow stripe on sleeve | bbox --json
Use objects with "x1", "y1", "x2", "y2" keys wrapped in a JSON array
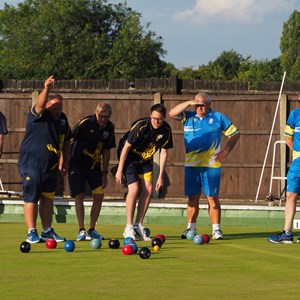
[
  {"x1": 284, "y1": 124, "x2": 294, "y2": 137},
  {"x1": 224, "y1": 124, "x2": 238, "y2": 137}
]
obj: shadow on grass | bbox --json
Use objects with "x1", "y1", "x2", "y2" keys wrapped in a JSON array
[
  {"x1": 165, "y1": 231, "x2": 277, "y2": 241},
  {"x1": 222, "y1": 232, "x2": 279, "y2": 240}
]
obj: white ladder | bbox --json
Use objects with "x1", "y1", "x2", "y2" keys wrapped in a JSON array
[{"x1": 266, "y1": 140, "x2": 287, "y2": 207}]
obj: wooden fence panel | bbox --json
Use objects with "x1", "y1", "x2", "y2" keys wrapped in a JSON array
[{"x1": 0, "y1": 90, "x2": 297, "y2": 201}]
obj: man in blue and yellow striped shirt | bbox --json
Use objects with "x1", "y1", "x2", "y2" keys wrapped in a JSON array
[
  {"x1": 169, "y1": 92, "x2": 239, "y2": 240},
  {"x1": 269, "y1": 106, "x2": 300, "y2": 244}
]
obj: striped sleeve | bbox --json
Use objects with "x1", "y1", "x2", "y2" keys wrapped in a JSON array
[{"x1": 284, "y1": 124, "x2": 294, "y2": 137}]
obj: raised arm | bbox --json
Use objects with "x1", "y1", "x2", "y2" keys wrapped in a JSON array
[
  {"x1": 35, "y1": 75, "x2": 55, "y2": 115},
  {"x1": 169, "y1": 99, "x2": 202, "y2": 120}
]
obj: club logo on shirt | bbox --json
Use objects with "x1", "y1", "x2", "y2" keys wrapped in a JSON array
[
  {"x1": 90, "y1": 129, "x2": 95, "y2": 134},
  {"x1": 156, "y1": 134, "x2": 163, "y2": 141},
  {"x1": 103, "y1": 131, "x2": 109, "y2": 139},
  {"x1": 61, "y1": 119, "x2": 66, "y2": 126},
  {"x1": 209, "y1": 118, "x2": 214, "y2": 124}
]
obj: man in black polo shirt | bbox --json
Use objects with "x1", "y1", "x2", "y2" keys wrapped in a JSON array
[
  {"x1": 19, "y1": 75, "x2": 72, "y2": 244},
  {"x1": 69, "y1": 103, "x2": 115, "y2": 241},
  {"x1": 115, "y1": 104, "x2": 173, "y2": 241}
]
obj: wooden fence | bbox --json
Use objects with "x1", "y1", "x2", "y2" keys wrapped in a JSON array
[{"x1": 0, "y1": 80, "x2": 299, "y2": 201}]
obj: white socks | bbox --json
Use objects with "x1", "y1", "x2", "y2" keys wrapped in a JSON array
[
  {"x1": 212, "y1": 224, "x2": 220, "y2": 232},
  {"x1": 188, "y1": 223, "x2": 196, "y2": 231}
]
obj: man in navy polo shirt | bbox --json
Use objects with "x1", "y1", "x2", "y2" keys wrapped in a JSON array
[
  {"x1": 115, "y1": 104, "x2": 173, "y2": 241},
  {"x1": 69, "y1": 103, "x2": 115, "y2": 241},
  {"x1": 19, "y1": 75, "x2": 72, "y2": 244}
]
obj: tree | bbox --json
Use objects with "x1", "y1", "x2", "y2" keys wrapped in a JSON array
[
  {"x1": 175, "y1": 50, "x2": 244, "y2": 81},
  {"x1": 208, "y1": 50, "x2": 243, "y2": 80},
  {"x1": 175, "y1": 66, "x2": 202, "y2": 80},
  {"x1": 248, "y1": 58, "x2": 282, "y2": 89},
  {"x1": 0, "y1": 0, "x2": 167, "y2": 80},
  {"x1": 107, "y1": 12, "x2": 166, "y2": 80},
  {"x1": 235, "y1": 57, "x2": 282, "y2": 89},
  {"x1": 280, "y1": 10, "x2": 300, "y2": 81},
  {"x1": 290, "y1": 56, "x2": 300, "y2": 80}
]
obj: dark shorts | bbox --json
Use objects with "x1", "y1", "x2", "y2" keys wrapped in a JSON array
[
  {"x1": 19, "y1": 168, "x2": 57, "y2": 203},
  {"x1": 68, "y1": 166, "x2": 103, "y2": 197},
  {"x1": 123, "y1": 160, "x2": 153, "y2": 185}
]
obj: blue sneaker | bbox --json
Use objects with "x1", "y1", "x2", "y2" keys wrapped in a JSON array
[
  {"x1": 87, "y1": 229, "x2": 104, "y2": 240},
  {"x1": 26, "y1": 229, "x2": 41, "y2": 244},
  {"x1": 297, "y1": 233, "x2": 300, "y2": 243},
  {"x1": 41, "y1": 228, "x2": 65, "y2": 243},
  {"x1": 268, "y1": 231, "x2": 293, "y2": 244},
  {"x1": 76, "y1": 229, "x2": 91, "y2": 241}
]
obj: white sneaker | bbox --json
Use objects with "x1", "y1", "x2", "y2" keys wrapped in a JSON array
[
  {"x1": 123, "y1": 225, "x2": 135, "y2": 240},
  {"x1": 212, "y1": 229, "x2": 224, "y2": 240},
  {"x1": 133, "y1": 225, "x2": 151, "y2": 241}
]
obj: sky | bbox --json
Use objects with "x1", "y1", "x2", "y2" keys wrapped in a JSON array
[{"x1": 0, "y1": 0, "x2": 299, "y2": 69}]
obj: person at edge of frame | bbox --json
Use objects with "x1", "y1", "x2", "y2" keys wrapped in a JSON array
[
  {"x1": 68, "y1": 102, "x2": 115, "y2": 241},
  {"x1": 18, "y1": 75, "x2": 72, "y2": 244},
  {"x1": 115, "y1": 103, "x2": 173, "y2": 241},
  {"x1": 268, "y1": 98, "x2": 300, "y2": 244},
  {"x1": 169, "y1": 92, "x2": 240, "y2": 240},
  {"x1": 0, "y1": 111, "x2": 8, "y2": 158}
]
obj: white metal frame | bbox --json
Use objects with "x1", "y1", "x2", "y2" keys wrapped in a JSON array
[
  {"x1": 267, "y1": 140, "x2": 287, "y2": 207},
  {"x1": 0, "y1": 177, "x2": 23, "y2": 197},
  {"x1": 255, "y1": 71, "x2": 286, "y2": 202}
]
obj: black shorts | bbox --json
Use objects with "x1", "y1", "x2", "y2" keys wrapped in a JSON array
[
  {"x1": 123, "y1": 160, "x2": 153, "y2": 185},
  {"x1": 68, "y1": 166, "x2": 103, "y2": 197},
  {"x1": 19, "y1": 167, "x2": 57, "y2": 203}
]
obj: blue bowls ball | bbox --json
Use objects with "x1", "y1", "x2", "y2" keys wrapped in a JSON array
[
  {"x1": 64, "y1": 240, "x2": 75, "y2": 252},
  {"x1": 193, "y1": 235, "x2": 204, "y2": 245},
  {"x1": 90, "y1": 238, "x2": 102, "y2": 249}
]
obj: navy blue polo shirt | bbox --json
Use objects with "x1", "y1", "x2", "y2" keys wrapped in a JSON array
[
  {"x1": 19, "y1": 105, "x2": 71, "y2": 173},
  {"x1": 69, "y1": 114, "x2": 116, "y2": 169},
  {"x1": 126, "y1": 117, "x2": 173, "y2": 162}
]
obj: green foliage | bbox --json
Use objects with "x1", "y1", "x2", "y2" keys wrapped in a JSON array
[
  {"x1": 0, "y1": 1, "x2": 298, "y2": 87},
  {"x1": 107, "y1": 13, "x2": 166, "y2": 80},
  {"x1": 236, "y1": 58, "x2": 282, "y2": 90},
  {"x1": 208, "y1": 50, "x2": 243, "y2": 80},
  {"x1": 0, "y1": 0, "x2": 167, "y2": 80},
  {"x1": 174, "y1": 66, "x2": 202, "y2": 80},
  {"x1": 174, "y1": 52, "x2": 283, "y2": 89},
  {"x1": 175, "y1": 50, "x2": 243, "y2": 81},
  {"x1": 280, "y1": 10, "x2": 300, "y2": 81}
]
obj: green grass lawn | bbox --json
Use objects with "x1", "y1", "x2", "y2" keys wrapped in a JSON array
[{"x1": 0, "y1": 223, "x2": 299, "y2": 300}]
